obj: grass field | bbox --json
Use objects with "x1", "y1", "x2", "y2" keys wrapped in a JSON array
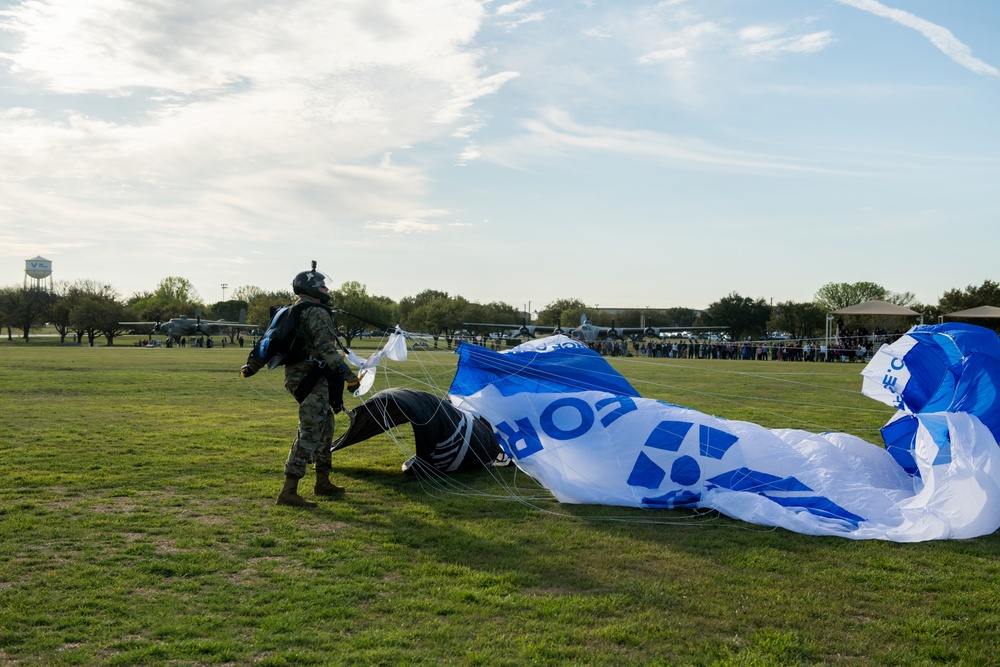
[{"x1": 2, "y1": 338, "x2": 999, "y2": 666}]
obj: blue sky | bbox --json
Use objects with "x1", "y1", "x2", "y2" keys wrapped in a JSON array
[{"x1": 1, "y1": 0, "x2": 997, "y2": 311}]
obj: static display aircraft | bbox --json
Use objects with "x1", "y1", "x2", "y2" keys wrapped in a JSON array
[
  {"x1": 120, "y1": 309, "x2": 256, "y2": 341},
  {"x1": 464, "y1": 313, "x2": 727, "y2": 343}
]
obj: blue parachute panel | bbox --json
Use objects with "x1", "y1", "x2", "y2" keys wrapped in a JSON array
[
  {"x1": 881, "y1": 415, "x2": 919, "y2": 475},
  {"x1": 450, "y1": 339, "x2": 640, "y2": 398},
  {"x1": 897, "y1": 334, "x2": 953, "y2": 413},
  {"x1": 643, "y1": 490, "x2": 702, "y2": 508},
  {"x1": 762, "y1": 494, "x2": 865, "y2": 526},
  {"x1": 627, "y1": 451, "x2": 666, "y2": 489},
  {"x1": 953, "y1": 355, "x2": 1000, "y2": 439},
  {"x1": 919, "y1": 415, "x2": 953, "y2": 466},
  {"x1": 893, "y1": 323, "x2": 1000, "y2": 442},
  {"x1": 670, "y1": 455, "x2": 701, "y2": 486},
  {"x1": 708, "y1": 467, "x2": 812, "y2": 493},
  {"x1": 643, "y1": 421, "x2": 693, "y2": 452},
  {"x1": 699, "y1": 425, "x2": 739, "y2": 460}
]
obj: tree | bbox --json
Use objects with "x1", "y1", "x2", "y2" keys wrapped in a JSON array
[
  {"x1": 464, "y1": 300, "x2": 519, "y2": 327},
  {"x1": 95, "y1": 300, "x2": 132, "y2": 346},
  {"x1": 331, "y1": 281, "x2": 396, "y2": 347},
  {"x1": 398, "y1": 289, "x2": 450, "y2": 324},
  {"x1": 536, "y1": 298, "x2": 589, "y2": 327},
  {"x1": 402, "y1": 293, "x2": 473, "y2": 348},
  {"x1": 702, "y1": 293, "x2": 772, "y2": 341},
  {"x1": 0, "y1": 287, "x2": 14, "y2": 341},
  {"x1": 245, "y1": 289, "x2": 295, "y2": 336},
  {"x1": 206, "y1": 299, "x2": 250, "y2": 322},
  {"x1": 767, "y1": 301, "x2": 827, "y2": 339},
  {"x1": 70, "y1": 295, "x2": 107, "y2": 346},
  {"x1": 233, "y1": 285, "x2": 267, "y2": 303},
  {"x1": 128, "y1": 276, "x2": 203, "y2": 321},
  {"x1": 939, "y1": 280, "x2": 1000, "y2": 313},
  {"x1": 52, "y1": 280, "x2": 121, "y2": 343},
  {"x1": 655, "y1": 307, "x2": 702, "y2": 327},
  {"x1": 813, "y1": 281, "x2": 888, "y2": 311},
  {"x1": 2, "y1": 285, "x2": 54, "y2": 342},
  {"x1": 155, "y1": 276, "x2": 201, "y2": 303},
  {"x1": 49, "y1": 290, "x2": 74, "y2": 344}
]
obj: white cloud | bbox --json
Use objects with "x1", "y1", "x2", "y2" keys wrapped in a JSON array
[
  {"x1": 582, "y1": 26, "x2": 613, "y2": 40},
  {"x1": 638, "y1": 20, "x2": 721, "y2": 64},
  {"x1": 493, "y1": 0, "x2": 544, "y2": 31},
  {"x1": 0, "y1": 0, "x2": 516, "y2": 247},
  {"x1": 456, "y1": 143, "x2": 481, "y2": 164},
  {"x1": 496, "y1": 11, "x2": 545, "y2": 31},
  {"x1": 496, "y1": 0, "x2": 533, "y2": 17},
  {"x1": 738, "y1": 29, "x2": 833, "y2": 57},
  {"x1": 363, "y1": 218, "x2": 445, "y2": 234},
  {"x1": 739, "y1": 25, "x2": 784, "y2": 42},
  {"x1": 482, "y1": 108, "x2": 851, "y2": 175},
  {"x1": 835, "y1": 0, "x2": 999, "y2": 76}
]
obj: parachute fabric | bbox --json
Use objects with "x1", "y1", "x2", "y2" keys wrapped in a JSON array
[
  {"x1": 449, "y1": 334, "x2": 1000, "y2": 541},
  {"x1": 862, "y1": 322, "x2": 1000, "y2": 474},
  {"x1": 332, "y1": 388, "x2": 505, "y2": 473}
]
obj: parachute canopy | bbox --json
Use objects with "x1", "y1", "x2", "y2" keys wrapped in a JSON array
[
  {"x1": 862, "y1": 323, "x2": 1000, "y2": 475},
  {"x1": 449, "y1": 333, "x2": 1000, "y2": 542}
]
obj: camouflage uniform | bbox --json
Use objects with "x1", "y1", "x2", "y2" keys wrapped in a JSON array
[{"x1": 280, "y1": 296, "x2": 357, "y2": 479}]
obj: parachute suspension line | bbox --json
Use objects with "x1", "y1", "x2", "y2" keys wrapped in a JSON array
[
  {"x1": 616, "y1": 354, "x2": 871, "y2": 400},
  {"x1": 627, "y1": 377, "x2": 889, "y2": 433},
  {"x1": 241, "y1": 370, "x2": 293, "y2": 402},
  {"x1": 340, "y1": 337, "x2": 833, "y2": 528},
  {"x1": 342, "y1": 386, "x2": 553, "y2": 503},
  {"x1": 338, "y1": 345, "x2": 640, "y2": 507},
  {"x1": 343, "y1": 344, "x2": 739, "y2": 525},
  {"x1": 613, "y1": 355, "x2": 892, "y2": 435}
]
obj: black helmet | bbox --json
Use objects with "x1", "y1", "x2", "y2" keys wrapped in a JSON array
[{"x1": 292, "y1": 268, "x2": 330, "y2": 304}]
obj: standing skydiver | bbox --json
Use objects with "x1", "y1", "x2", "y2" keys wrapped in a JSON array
[{"x1": 241, "y1": 265, "x2": 361, "y2": 507}]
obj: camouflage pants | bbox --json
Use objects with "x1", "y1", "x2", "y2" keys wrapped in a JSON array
[{"x1": 284, "y1": 377, "x2": 334, "y2": 479}]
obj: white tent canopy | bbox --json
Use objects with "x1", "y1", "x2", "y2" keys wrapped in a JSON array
[
  {"x1": 944, "y1": 305, "x2": 1000, "y2": 319},
  {"x1": 832, "y1": 300, "x2": 919, "y2": 316},
  {"x1": 826, "y1": 301, "x2": 921, "y2": 356}
]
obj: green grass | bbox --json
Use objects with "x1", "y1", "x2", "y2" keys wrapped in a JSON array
[{"x1": 1, "y1": 339, "x2": 999, "y2": 666}]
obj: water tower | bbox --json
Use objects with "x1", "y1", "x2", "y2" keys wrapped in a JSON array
[{"x1": 25, "y1": 256, "x2": 53, "y2": 291}]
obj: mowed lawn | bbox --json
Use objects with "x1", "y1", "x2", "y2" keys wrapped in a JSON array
[{"x1": 2, "y1": 340, "x2": 999, "y2": 666}]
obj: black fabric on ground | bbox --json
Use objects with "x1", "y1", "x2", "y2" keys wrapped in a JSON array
[{"x1": 331, "y1": 388, "x2": 503, "y2": 472}]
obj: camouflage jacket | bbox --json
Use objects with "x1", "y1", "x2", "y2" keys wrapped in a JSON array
[{"x1": 284, "y1": 297, "x2": 357, "y2": 386}]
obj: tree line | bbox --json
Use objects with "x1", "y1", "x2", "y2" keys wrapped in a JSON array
[{"x1": 2, "y1": 276, "x2": 998, "y2": 345}]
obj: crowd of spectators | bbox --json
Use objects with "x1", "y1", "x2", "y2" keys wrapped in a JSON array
[
  {"x1": 463, "y1": 325, "x2": 911, "y2": 362},
  {"x1": 582, "y1": 326, "x2": 909, "y2": 361}
]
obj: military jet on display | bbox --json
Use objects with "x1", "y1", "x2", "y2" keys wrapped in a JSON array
[
  {"x1": 465, "y1": 313, "x2": 727, "y2": 343},
  {"x1": 120, "y1": 309, "x2": 256, "y2": 342}
]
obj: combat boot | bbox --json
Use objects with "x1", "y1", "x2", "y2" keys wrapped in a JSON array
[
  {"x1": 314, "y1": 470, "x2": 345, "y2": 496},
  {"x1": 276, "y1": 475, "x2": 317, "y2": 508}
]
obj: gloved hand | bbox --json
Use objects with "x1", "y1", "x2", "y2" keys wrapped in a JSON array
[
  {"x1": 346, "y1": 375, "x2": 361, "y2": 393},
  {"x1": 240, "y1": 364, "x2": 256, "y2": 378}
]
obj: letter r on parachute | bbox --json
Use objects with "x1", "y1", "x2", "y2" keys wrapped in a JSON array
[{"x1": 495, "y1": 418, "x2": 544, "y2": 459}]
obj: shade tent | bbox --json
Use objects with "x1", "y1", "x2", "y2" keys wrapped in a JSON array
[
  {"x1": 826, "y1": 300, "x2": 921, "y2": 357},
  {"x1": 832, "y1": 300, "x2": 919, "y2": 317},
  {"x1": 944, "y1": 305, "x2": 1000, "y2": 319}
]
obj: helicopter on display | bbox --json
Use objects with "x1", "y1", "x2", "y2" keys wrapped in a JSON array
[
  {"x1": 120, "y1": 308, "x2": 256, "y2": 342},
  {"x1": 464, "y1": 313, "x2": 727, "y2": 343}
]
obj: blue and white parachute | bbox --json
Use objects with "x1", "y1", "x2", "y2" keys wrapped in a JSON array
[
  {"x1": 862, "y1": 323, "x2": 1000, "y2": 476},
  {"x1": 449, "y1": 330, "x2": 1000, "y2": 542}
]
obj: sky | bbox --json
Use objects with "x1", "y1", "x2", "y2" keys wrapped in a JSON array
[{"x1": 1, "y1": 0, "x2": 998, "y2": 313}]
